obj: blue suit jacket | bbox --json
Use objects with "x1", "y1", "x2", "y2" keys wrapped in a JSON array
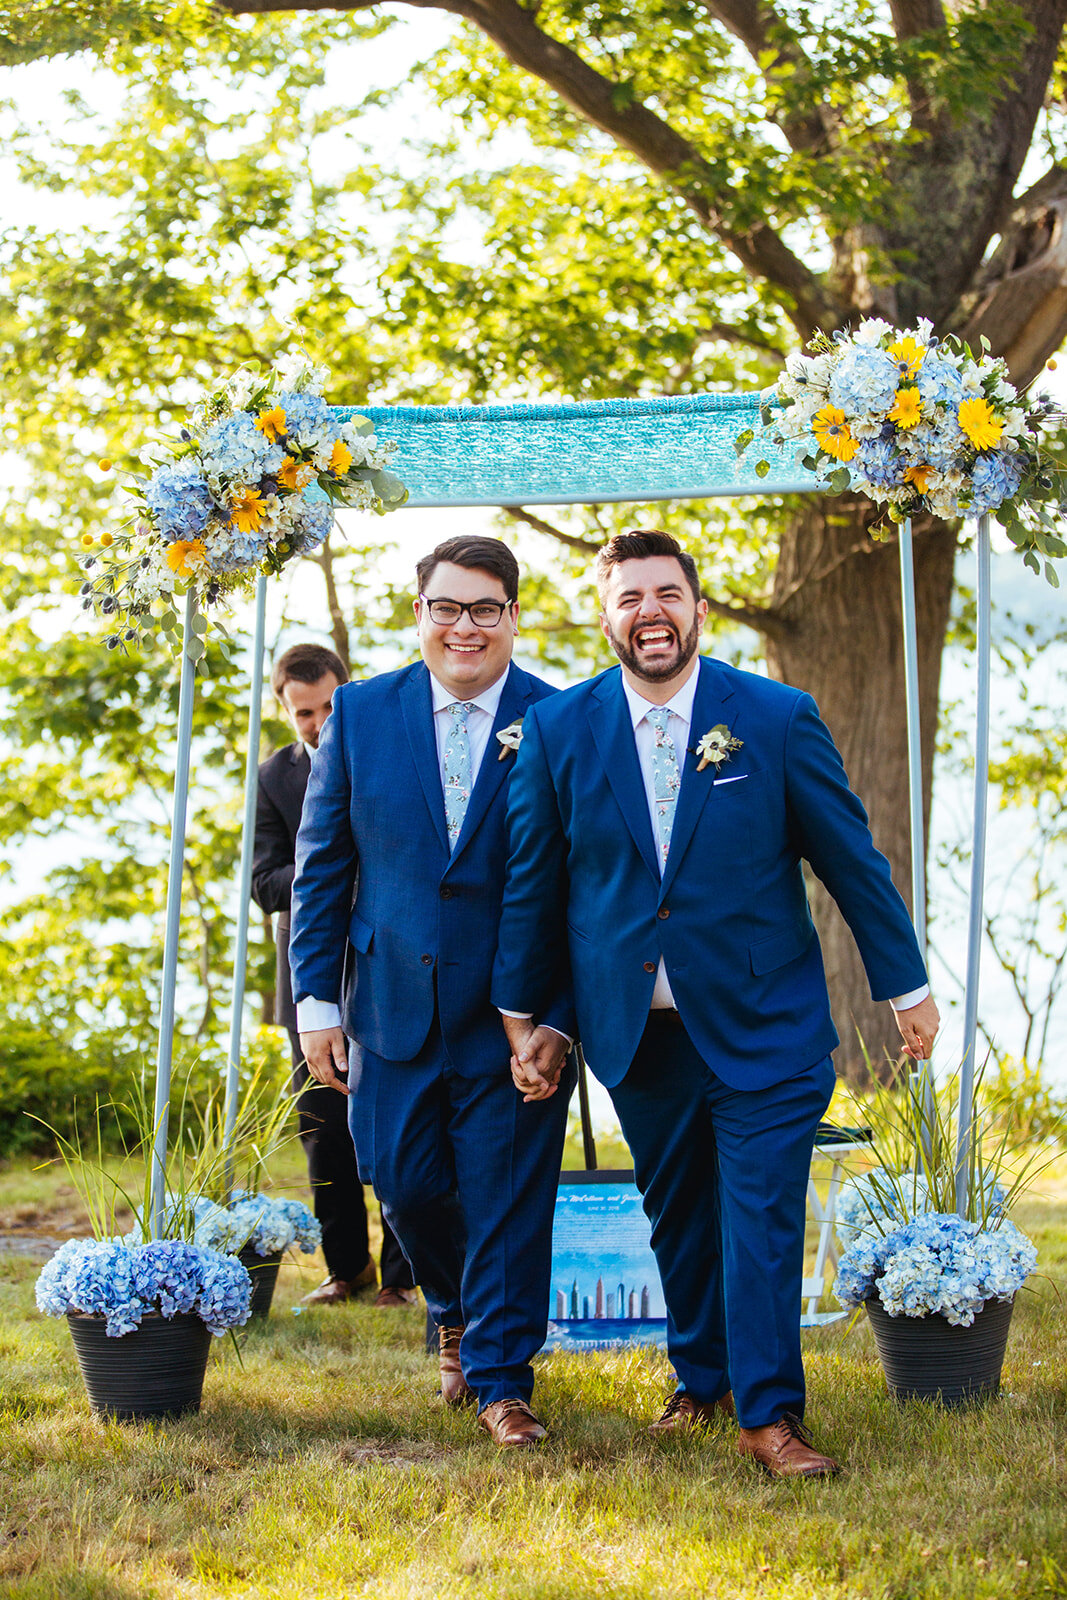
[
  {"x1": 290, "y1": 659, "x2": 572, "y2": 1073},
  {"x1": 492, "y1": 657, "x2": 927, "y2": 1091}
]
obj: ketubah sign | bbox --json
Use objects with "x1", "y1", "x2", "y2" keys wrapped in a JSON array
[{"x1": 545, "y1": 1171, "x2": 667, "y2": 1352}]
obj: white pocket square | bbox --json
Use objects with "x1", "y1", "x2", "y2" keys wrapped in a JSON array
[{"x1": 713, "y1": 774, "x2": 748, "y2": 786}]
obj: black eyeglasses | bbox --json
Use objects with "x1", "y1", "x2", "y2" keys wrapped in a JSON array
[{"x1": 420, "y1": 595, "x2": 513, "y2": 627}]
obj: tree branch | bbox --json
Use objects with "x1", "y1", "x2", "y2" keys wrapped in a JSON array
[
  {"x1": 887, "y1": 0, "x2": 946, "y2": 39},
  {"x1": 696, "y1": 0, "x2": 833, "y2": 153},
  {"x1": 502, "y1": 506, "x2": 784, "y2": 639},
  {"x1": 217, "y1": 0, "x2": 842, "y2": 336}
]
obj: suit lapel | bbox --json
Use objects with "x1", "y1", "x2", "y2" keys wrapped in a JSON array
[
  {"x1": 450, "y1": 665, "x2": 532, "y2": 861},
  {"x1": 588, "y1": 670, "x2": 660, "y2": 885},
  {"x1": 659, "y1": 657, "x2": 738, "y2": 901},
  {"x1": 399, "y1": 664, "x2": 450, "y2": 854}
]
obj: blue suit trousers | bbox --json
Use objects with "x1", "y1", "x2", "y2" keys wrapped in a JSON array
[
  {"x1": 610, "y1": 1016, "x2": 835, "y2": 1429},
  {"x1": 349, "y1": 1027, "x2": 573, "y2": 1409}
]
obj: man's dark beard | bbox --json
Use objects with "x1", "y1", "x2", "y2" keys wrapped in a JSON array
[{"x1": 606, "y1": 615, "x2": 701, "y2": 683}]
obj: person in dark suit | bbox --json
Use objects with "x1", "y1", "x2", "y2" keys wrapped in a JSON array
[
  {"x1": 493, "y1": 530, "x2": 940, "y2": 1477},
  {"x1": 252, "y1": 642, "x2": 415, "y2": 1309},
  {"x1": 290, "y1": 537, "x2": 574, "y2": 1447}
]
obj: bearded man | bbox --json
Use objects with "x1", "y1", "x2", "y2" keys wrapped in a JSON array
[{"x1": 493, "y1": 529, "x2": 938, "y2": 1477}]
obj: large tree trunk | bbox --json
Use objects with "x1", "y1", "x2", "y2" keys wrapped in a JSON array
[{"x1": 764, "y1": 498, "x2": 957, "y2": 1083}]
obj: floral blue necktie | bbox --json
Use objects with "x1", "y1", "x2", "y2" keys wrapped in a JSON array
[
  {"x1": 442, "y1": 701, "x2": 474, "y2": 849},
  {"x1": 646, "y1": 705, "x2": 680, "y2": 871}
]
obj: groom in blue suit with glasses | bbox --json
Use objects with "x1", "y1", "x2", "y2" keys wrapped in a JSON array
[
  {"x1": 289, "y1": 535, "x2": 573, "y2": 1449},
  {"x1": 494, "y1": 530, "x2": 939, "y2": 1477}
]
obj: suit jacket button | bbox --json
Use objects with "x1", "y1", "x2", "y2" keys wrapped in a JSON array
[
  {"x1": 440, "y1": 885, "x2": 453, "y2": 899},
  {"x1": 643, "y1": 961, "x2": 656, "y2": 973},
  {"x1": 657, "y1": 906, "x2": 670, "y2": 919},
  {"x1": 421, "y1": 953, "x2": 434, "y2": 965}
]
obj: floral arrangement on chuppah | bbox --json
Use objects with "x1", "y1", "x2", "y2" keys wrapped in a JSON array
[
  {"x1": 79, "y1": 352, "x2": 408, "y2": 648},
  {"x1": 736, "y1": 319, "x2": 1067, "y2": 582}
]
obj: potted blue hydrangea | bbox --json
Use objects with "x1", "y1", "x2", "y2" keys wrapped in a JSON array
[
  {"x1": 189, "y1": 1190, "x2": 321, "y2": 1317},
  {"x1": 36, "y1": 1235, "x2": 252, "y2": 1422},
  {"x1": 831, "y1": 1064, "x2": 1043, "y2": 1406}
]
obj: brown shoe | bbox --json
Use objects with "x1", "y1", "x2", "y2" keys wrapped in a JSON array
[
  {"x1": 648, "y1": 1390, "x2": 735, "y2": 1433},
  {"x1": 738, "y1": 1413, "x2": 839, "y2": 1478},
  {"x1": 478, "y1": 1398, "x2": 547, "y2": 1448},
  {"x1": 374, "y1": 1286, "x2": 418, "y2": 1309},
  {"x1": 301, "y1": 1258, "x2": 377, "y2": 1307},
  {"x1": 438, "y1": 1324, "x2": 475, "y2": 1407}
]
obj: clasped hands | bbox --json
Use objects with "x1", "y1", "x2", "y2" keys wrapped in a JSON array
[{"x1": 501, "y1": 1016, "x2": 570, "y2": 1103}]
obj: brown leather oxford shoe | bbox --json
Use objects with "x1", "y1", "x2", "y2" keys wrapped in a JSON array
[
  {"x1": 477, "y1": 1398, "x2": 547, "y2": 1448},
  {"x1": 738, "y1": 1413, "x2": 839, "y2": 1478},
  {"x1": 373, "y1": 1286, "x2": 418, "y2": 1309},
  {"x1": 300, "y1": 1258, "x2": 377, "y2": 1307},
  {"x1": 648, "y1": 1390, "x2": 736, "y2": 1433},
  {"x1": 438, "y1": 1324, "x2": 475, "y2": 1407}
]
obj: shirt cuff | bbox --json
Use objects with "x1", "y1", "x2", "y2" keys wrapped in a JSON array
[
  {"x1": 498, "y1": 1010, "x2": 573, "y2": 1046},
  {"x1": 297, "y1": 998, "x2": 343, "y2": 1033},
  {"x1": 890, "y1": 984, "x2": 930, "y2": 1012}
]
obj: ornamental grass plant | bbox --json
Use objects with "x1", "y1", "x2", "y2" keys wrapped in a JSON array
[{"x1": 831, "y1": 1058, "x2": 1053, "y2": 1323}]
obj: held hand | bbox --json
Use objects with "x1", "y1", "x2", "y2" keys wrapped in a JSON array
[
  {"x1": 511, "y1": 1025, "x2": 569, "y2": 1104},
  {"x1": 299, "y1": 1026, "x2": 350, "y2": 1094},
  {"x1": 894, "y1": 994, "x2": 940, "y2": 1061}
]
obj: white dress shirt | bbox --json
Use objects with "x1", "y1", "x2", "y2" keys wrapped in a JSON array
[{"x1": 297, "y1": 668, "x2": 511, "y2": 1034}]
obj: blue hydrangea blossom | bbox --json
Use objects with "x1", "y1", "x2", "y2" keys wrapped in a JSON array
[{"x1": 36, "y1": 1237, "x2": 252, "y2": 1337}]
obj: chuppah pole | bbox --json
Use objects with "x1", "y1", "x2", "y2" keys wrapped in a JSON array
[
  {"x1": 150, "y1": 587, "x2": 199, "y2": 1240},
  {"x1": 898, "y1": 517, "x2": 935, "y2": 1160},
  {"x1": 955, "y1": 513, "x2": 992, "y2": 1215},
  {"x1": 222, "y1": 573, "x2": 269, "y2": 1178}
]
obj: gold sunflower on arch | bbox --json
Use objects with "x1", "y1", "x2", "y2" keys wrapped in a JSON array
[{"x1": 812, "y1": 405, "x2": 859, "y2": 462}]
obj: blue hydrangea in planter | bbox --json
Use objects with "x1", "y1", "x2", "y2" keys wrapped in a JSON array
[
  {"x1": 190, "y1": 1191, "x2": 321, "y2": 1317},
  {"x1": 834, "y1": 1211, "x2": 1036, "y2": 1405},
  {"x1": 36, "y1": 1237, "x2": 252, "y2": 1420}
]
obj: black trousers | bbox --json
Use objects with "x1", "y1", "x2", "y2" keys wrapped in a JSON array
[{"x1": 288, "y1": 1032, "x2": 413, "y2": 1288}]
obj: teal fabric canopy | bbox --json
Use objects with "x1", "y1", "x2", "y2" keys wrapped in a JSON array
[{"x1": 333, "y1": 392, "x2": 815, "y2": 508}]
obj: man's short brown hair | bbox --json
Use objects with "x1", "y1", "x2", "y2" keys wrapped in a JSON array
[
  {"x1": 594, "y1": 530, "x2": 702, "y2": 605},
  {"x1": 270, "y1": 642, "x2": 349, "y2": 700},
  {"x1": 415, "y1": 536, "x2": 520, "y2": 604}
]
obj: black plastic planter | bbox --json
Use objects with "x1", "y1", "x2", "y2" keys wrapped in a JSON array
[
  {"x1": 238, "y1": 1246, "x2": 283, "y2": 1318},
  {"x1": 866, "y1": 1294, "x2": 1014, "y2": 1406},
  {"x1": 67, "y1": 1311, "x2": 213, "y2": 1421}
]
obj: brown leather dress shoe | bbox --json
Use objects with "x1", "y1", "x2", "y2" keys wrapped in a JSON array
[
  {"x1": 477, "y1": 1398, "x2": 547, "y2": 1448},
  {"x1": 373, "y1": 1286, "x2": 418, "y2": 1309},
  {"x1": 648, "y1": 1390, "x2": 735, "y2": 1433},
  {"x1": 438, "y1": 1325, "x2": 475, "y2": 1407},
  {"x1": 301, "y1": 1258, "x2": 377, "y2": 1307},
  {"x1": 738, "y1": 1413, "x2": 839, "y2": 1478}
]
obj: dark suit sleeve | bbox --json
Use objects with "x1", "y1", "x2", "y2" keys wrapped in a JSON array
[
  {"x1": 492, "y1": 704, "x2": 571, "y2": 1020},
  {"x1": 289, "y1": 697, "x2": 359, "y2": 1009},
  {"x1": 784, "y1": 693, "x2": 928, "y2": 1002},
  {"x1": 251, "y1": 775, "x2": 295, "y2": 916}
]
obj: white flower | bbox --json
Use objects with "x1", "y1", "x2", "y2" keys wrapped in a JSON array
[
  {"x1": 855, "y1": 317, "x2": 894, "y2": 345},
  {"x1": 496, "y1": 719, "x2": 523, "y2": 759}
]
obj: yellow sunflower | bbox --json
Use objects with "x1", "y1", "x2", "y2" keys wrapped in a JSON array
[
  {"x1": 889, "y1": 387, "x2": 922, "y2": 429},
  {"x1": 887, "y1": 335, "x2": 926, "y2": 379},
  {"x1": 255, "y1": 406, "x2": 288, "y2": 443},
  {"x1": 812, "y1": 406, "x2": 859, "y2": 462},
  {"x1": 957, "y1": 397, "x2": 1004, "y2": 450},
  {"x1": 231, "y1": 487, "x2": 266, "y2": 533},
  {"x1": 278, "y1": 456, "x2": 315, "y2": 491},
  {"x1": 329, "y1": 438, "x2": 353, "y2": 476},
  {"x1": 165, "y1": 539, "x2": 207, "y2": 577}
]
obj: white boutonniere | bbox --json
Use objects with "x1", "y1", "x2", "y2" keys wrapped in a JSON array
[
  {"x1": 695, "y1": 723, "x2": 744, "y2": 773},
  {"x1": 496, "y1": 718, "x2": 524, "y2": 760}
]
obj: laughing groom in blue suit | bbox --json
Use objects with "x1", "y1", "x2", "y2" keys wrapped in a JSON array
[
  {"x1": 289, "y1": 536, "x2": 573, "y2": 1449},
  {"x1": 494, "y1": 530, "x2": 939, "y2": 1477}
]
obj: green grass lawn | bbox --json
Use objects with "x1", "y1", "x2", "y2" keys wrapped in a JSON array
[{"x1": 1, "y1": 1153, "x2": 1065, "y2": 1600}]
